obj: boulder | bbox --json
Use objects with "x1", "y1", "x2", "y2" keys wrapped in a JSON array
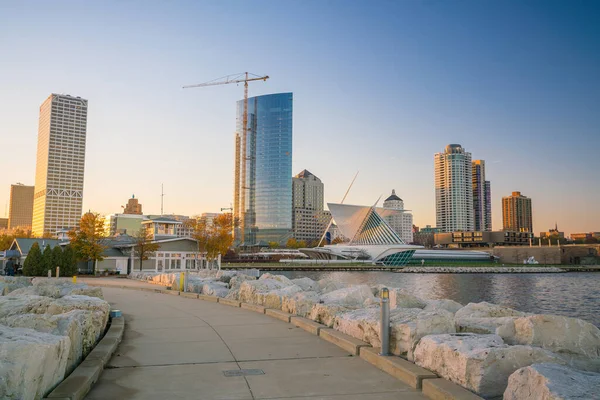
[
  {"x1": 456, "y1": 316, "x2": 518, "y2": 336},
  {"x1": 9, "y1": 281, "x2": 103, "y2": 299},
  {"x1": 1, "y1": 310, "x2": 95, "y2": 374},
  {"x1": 389, "y1": 288, "x2": 427, "y2": 309},
  {"x1": 0, "y1": 295, "x2": 53, "y2": 318},
  {"x1": 308, "y1": 303, "x2": 350, "y2": 327},
  {"x1": 258, "y1": 273, "x2": 293, "y2": 285},
  {"x1": 186, "y1": 277, "x2": 213, "y2": 293},
  {"x1": 424, "y1": 299, "x2": 463, "y2": 314},
  {"x1": 47, "y1": 295, "x2": 110, "y2": 343},
  {"x1": 320, "y1": 285, "x2": 376, "y2": 308},
  {"x1": 282, "y1": 291, "x2": 320, "y2": 317},
  {"x1": 317, "y1": 279, "x2": 348, "y2": 294},
  {"x1": 0, "y1": 276, "x2": 32, "y2": 295},
  {"x1": 257, "y1": 285, "x2": 303, "y2": 309},
  {"x1": 504, "y1": 363, "x2": 600, "y2": 400},
  {"x1": 229, "y1": 274, "x2": 256, "y2": 291},
  {"x1": 414, "y1": 333, "x2": 561, "y2": 398},
  {"x1": 202, "y1": 282, "x2": 229, "y2": 298},
  {"x1": 512, "y1": 315, "x2": 600, "y2": 359},
  {"x1": 291, "y1": 277, "x2": 318, "y2": 292},
  {"x1": 0, "y1": 325, "x2": 70, "y2": 400},
  {"x1": 238, "y1": 279, "x2": 290, "y2": 305},
  {"x1": 455, "y1": 302, "x2": 528, "y2": 319}
]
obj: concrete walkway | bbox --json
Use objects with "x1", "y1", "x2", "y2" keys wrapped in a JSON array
[{"x1": 85, "y1": 280, "x2": 427, "y2": 400}]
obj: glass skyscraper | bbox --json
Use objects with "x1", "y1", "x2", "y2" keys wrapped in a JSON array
[{"x1": 234, "y1": 93, "x2": 293, "y2": 245}]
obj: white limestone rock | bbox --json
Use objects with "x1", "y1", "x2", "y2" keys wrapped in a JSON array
[
  {"x1": 504, "y1": 363, "x2": 600, "y2": 400},
  {"x1": 319, "y1": 285, "x2": 376, "y2": 308},
  {"x1": 0, "y1": 325, "x2": 70, "y2": 400},
  {"x1": 512, "y1": 314, "x2": 600, "y2": 359},
  {"x1": 414, "y1": 333, "x2": 561, "y2": 398},
  {"x1": 317, "y1": 279, "x2": 348, "y2": 294},
  {"x1": 0, "y1": 295, "x2": 53, "y2": 318},
  {"x1": 228, "y1": 274, "x2": 256, "y2": 291},
  {"x1": 389, "y1": 288, "x2": 427, "y2": 309},
  {"x1": 47, "y1": 295, "x2": 110, "y2": 343},
  {"x1": 282, "y1": 291, "x2": 320, "y2": 317},
  {"x1": 257, "y1": 285, "x2": 303, "y2": 309},
  {"x1": 308, "y1": 303, "x2": 350, "y2": 327},
  {"x1": 455, "y1": 302, "x2": 528, "y2": 319},
  {"x1": 10, "y1": 281, "x2": 103, "y2": 299},
  {"x1": 238, "y1": 279, "x2": 290, "y2": 305},
  {"x1": 424, "y1": 299, "x2": 463, "y2": 314},
  {"x1": 258, "y1": 273, "x2": 293, "y2": 285},
  {"x1": 456, "y1": 316, "x2": 518, "y2": 336},
  {"x1": 291, "y1": 277, "x2": 318, "y2": 292},
  {"x1": 1, "y1": 310, "x2": 95, "y2": 374},
  {"x1": 201, "y1": 282, "x2": 229, "y2": 298},
  {"x1": 0, "y1": 276, "x2": 32, "y2": 295}
]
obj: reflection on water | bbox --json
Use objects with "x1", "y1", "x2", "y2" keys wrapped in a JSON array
[{"x1": 272, "y1": 271, "x2": 600, "y2": 327}]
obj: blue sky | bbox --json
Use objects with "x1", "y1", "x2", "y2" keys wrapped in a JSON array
[{"x1": 1, "y1": 0, "x2": 598, "y2": 235}]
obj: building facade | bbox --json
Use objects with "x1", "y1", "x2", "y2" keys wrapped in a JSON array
[
  {"x1": 381, "y1": 190, "x2": 413, "y2": 244},
  {"x1": 104, "y1": 213, "x2": 144, "y2": 236},
  {"x1": 502, "y1": 191, "x2": 533, "y2": 232},
  {"x1": 123, "y1": 195, "x2": 143, "y2": 214},
  {"x1": 32, "y1": 94, "x2": 88, "y2": 237},
  {"x1": 434, "y1": 144, "x2": 474, "y2": 232},
  {"x1": 233, "y1": 93, "x2": 293, "y2": 245},
  {"x1": 292, "y1": 170, "x2": 327, "y2": 242},
  {"x1": 435, "y1": 231, "x2": 534, "y2": 248},
  {"x1": 472, "y1": 160, "x2": 492, "y2": 231},
  {"x1": 8, "y1": 183, "x2": 34, "y2": 231}
]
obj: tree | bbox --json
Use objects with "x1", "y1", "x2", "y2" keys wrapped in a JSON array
[
  {"x1": 51, "y1": 245, "x2": 63, "y2": 275},
  {"x1": 41, "y1": 245, "x2": 54, "y2": 276},
  {"x1": 189, "y1": 214, "x2": 235, "y2": 266},
  {"x1": 286, "y1": 238, "x2": 299, "y2": 249},
  {"x1": 68, "y1": 212, "x2": 107, "y2": 274},
  {"x1": 61, "y1": 245, "x2": 77, "y2": 277},
  {"x1": 268, "y1": 241, "x2": 279, "y2": 249},
  {"x1": 22, "y1": 242, "x2": 42, "y2": 276},
  {"x1": 133, "y1": 228, "x2": 160, "y2": 271}
]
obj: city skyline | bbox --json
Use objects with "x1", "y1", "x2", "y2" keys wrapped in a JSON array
[{"x1": 1, "y1": 1, "x2": 599, "y2": 236}]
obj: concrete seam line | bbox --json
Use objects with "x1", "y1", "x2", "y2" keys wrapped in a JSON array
[{"x1": 43, "y1": 316, "x2": 125, "y2": 400}]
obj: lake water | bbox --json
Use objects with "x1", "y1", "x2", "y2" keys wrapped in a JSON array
[{"x1": 272, "y1": 271, "x2": 600, "y2": 327}]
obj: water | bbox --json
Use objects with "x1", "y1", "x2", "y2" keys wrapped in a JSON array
[{"x1": 271, "y1": 271, "x2": 600, "y2": 327}]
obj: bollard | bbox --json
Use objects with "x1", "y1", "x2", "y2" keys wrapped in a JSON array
[
  {"x1": 56, "y1": 266, "x2": 60, "y2": 278},
  {"x1": 72, "y1": 276, "x2": 77, "y2": 284},
  {"x1": 380, "y1": 287, "x2": 390, "y2": 356},
  {"x1": 179, "y1": 271, "x2": 185, "y2": 292},
  {"x1": 48, "y1": 270, "x2": 51, "y2": 278}
]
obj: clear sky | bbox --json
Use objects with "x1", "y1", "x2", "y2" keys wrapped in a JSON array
[{"x1": 1, "y1": 0, "x2": 598, "y2": 236}]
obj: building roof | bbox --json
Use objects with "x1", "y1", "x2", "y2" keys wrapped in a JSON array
[
  {"x1": 10, "y1": 238, "x2": 64, "y2": 255},
  {"x1": 327, "y1": 203, "x2": 405, "y2": 245},
  {"x1": 142, "y1": 217, "x2": 183, "y2": 225},
  {"x1": 384, "y1": 189, "x2": 402, "y2": 202},
  {"x1": 295, "y1": 169, "x2": 316, "y2": 179}
]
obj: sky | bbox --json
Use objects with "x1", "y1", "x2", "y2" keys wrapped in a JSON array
[{"x1": 0, "y1": 0, "x2": 599, "y2": 236}]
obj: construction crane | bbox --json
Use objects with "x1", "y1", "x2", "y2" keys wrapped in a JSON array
[{"x1": 183, "y1": 72, "x2": 269, "y2": 243}]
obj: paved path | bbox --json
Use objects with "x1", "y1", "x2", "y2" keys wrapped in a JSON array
[{"x1": 85, "y1": 281, "x2": 427, "y2": 400}]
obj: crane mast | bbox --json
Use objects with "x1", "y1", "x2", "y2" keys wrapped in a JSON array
[{"x1": 183, "y1": 73, "x2": 269, "y2": 243}]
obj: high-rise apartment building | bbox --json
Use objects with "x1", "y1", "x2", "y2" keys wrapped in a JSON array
[
  {"x1": 292, "y1": 170, "x2": 329, "y2": 242},
  {"x1": 123, "y1": 195, "x2": 143, "y2": 214},
  {"x1": 434, "y1": 144, "x2": 474, "y2": 232},
  {"x1": 32, "y1": 94, "x2": 88, "y2": 237},
  {"x1": 233, "y1": 93, "x2": 293, "y2": 245},
  {"x1": 472, "y1": 160, "x2": 492, "y2": 231},
  {"x1": 8, "y1": 183, "x2": 34, "y2": 230},
  {"x1": 381, "y1": 190, "x2": 413, "y2": 244},
  {"x1": 502, "y1": 191, "x2": 533, "y2": 232}
]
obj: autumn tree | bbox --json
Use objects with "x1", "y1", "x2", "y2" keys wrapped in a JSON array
[
  {"x1": 22, "y1": 242, "x2": 42, "y2": 276},
  {"x1": 133, "y1": 228, "x2": 160, "y2": 271},
  {"x1": 68, "y1": 212, "x2": 107, "y2": 274},
  {"x1": 189, "y1": 214, "x2": 235, "y2": 266},
  {"x1": 286, "y1": 238, "x2": 299, "y2": 249}
]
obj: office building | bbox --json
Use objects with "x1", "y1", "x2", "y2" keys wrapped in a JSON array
[
  {"x1": 292, "y1": 170, "x2": 328, "y2": 242},
  {"x1": 233, "y1": 93, "x2": 293, "y2": 245},
  {"x1": 8, "y1": 183, "x2": 34, "y2": 230},
  {"x1": 123, "y1": 195, "x2": 143, "y2": 215},
  {"x1": 0, "y1": 218, "x2": 7, "y2": 230},
  {"x1": 32, "y1": 94, "x2": 88, "y2": 237},
  {"x1": 472, "y1": 160, "x2": 492, "y2": 231},
  {"x1": 435, "y1": 231, "x2": 534, "y2": 248},
  {"x1": 434, "y1": 144, "x2": 474, "y2": 232},
  {"x1": 502, "y1": 191, "x2": 533, "y2": 232},
  {"x1": 381, "y1": 189, "x2": 413, "y2": 244},
  {"x1": 104, "y1": 213, "x2": 144, "y2": 236}
]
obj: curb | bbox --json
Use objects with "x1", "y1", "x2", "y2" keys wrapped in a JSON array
[
  {"x1": 44, "y1": 316, "x2": 125, "y2": 400},
  {"x1": 95, "y1": 282, "x2": 485, "y2": 400}
]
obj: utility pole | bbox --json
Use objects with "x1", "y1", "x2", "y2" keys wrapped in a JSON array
[{"x1": 160, "y1": 184, "x2": 165, "y2": 216}]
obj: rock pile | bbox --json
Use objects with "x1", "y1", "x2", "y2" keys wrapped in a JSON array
[
  {"x1": 0, "y1": 277, "x2": 110, "y2": 400},
  {"x1": 130, "y1": 271, "x2": 600, "y2": 399},
  {"x1": 400, "y1": 266, "x2": 564, "y2": 273}
]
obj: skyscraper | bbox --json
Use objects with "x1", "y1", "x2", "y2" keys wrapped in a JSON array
[
  {"x1": 32, "y1": 94, "x2": 88, "y2": 237},
  {"x1": 502, "y1": 191, "x2": 533, "y2": 232},
  {"x1": 234, "y1": 93, "x2": 293, "y2": 245},
  {"x1": 292, "y1": 169, "x2": 328, "y2": 242},
  {"x1": 382, "y1": 189, "x2": 414, "y2": 244},
  {"x1": 434, "y1": 144, "x2": 474, "y2": 232},
  {"x1": 472, "y1": 160, "x2": 492, "y2": 231},
  {"x1": 8, "y1": 183, "x2": 34, "y2": 231}
]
